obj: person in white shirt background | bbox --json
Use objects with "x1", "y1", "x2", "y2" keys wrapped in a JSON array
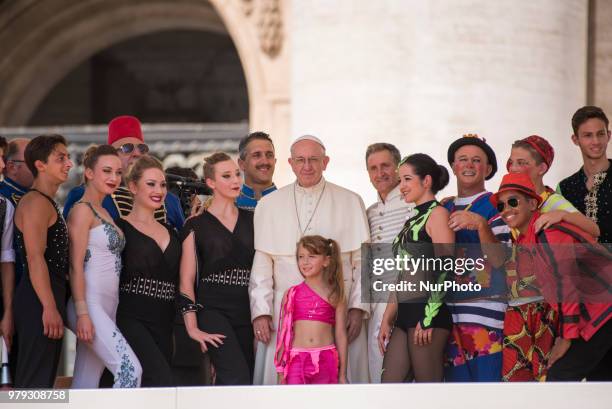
[{"x1": 364, "y1": 143, "x2": 414, "y2": 382}]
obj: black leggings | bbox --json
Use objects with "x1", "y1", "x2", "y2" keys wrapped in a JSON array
[
  {"x1": 198, "y1": 309, "x2": 254, "y2": 385},
  {"x1": 381, "y1": 326, "x2": 449, "y2": 383},
  {"x1": 116, "y1": 315, "x2": 174, "y2": 387}
]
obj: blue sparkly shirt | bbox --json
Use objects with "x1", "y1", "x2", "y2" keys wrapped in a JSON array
[{"x1": 236, "y1": 183, "x2": 277, "y2": 211}]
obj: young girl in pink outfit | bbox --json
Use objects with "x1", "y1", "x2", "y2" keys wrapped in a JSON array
[{"x1": 275, "y1": 235, "x2": 348, "y2": 384}]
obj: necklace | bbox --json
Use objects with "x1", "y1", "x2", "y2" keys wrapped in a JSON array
[
  {"x1": 293, "y1": 181, "x2": 326, "y2": 237},
  {"x1": 240, "y1": 183, "x2": 276, "y2": 200}
]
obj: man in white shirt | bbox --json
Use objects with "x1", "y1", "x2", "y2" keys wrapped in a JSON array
[
  {"x1": 249, "y1": 135, "x2": 371, "y2": 384},
  {"x1": 364, "y1": 143, "x2": 414, "y2": 382}
]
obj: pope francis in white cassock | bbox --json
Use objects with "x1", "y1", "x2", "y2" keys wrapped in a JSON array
[{"x1": 249, "y1": 135, "x2": 371, "y2": 384}]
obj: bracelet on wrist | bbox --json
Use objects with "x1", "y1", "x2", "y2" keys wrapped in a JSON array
[
  {"x1": 177, "y1": 292, "x2": 203, "y2": 315},
  {"x1": 74, "y1": 300, "x2": 89, "y2": 316}
]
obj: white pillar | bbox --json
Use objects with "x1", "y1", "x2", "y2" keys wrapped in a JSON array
[{"x1": 290, "y1": 0, "x2": 588, "y2": 204}]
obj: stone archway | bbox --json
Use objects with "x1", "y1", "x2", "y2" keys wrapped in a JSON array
[{"x1": 0, "y1": 0, "x2": 290, "y2": 155}]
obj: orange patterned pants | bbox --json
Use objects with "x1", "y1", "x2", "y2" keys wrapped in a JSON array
[{"x1": 502, "y1": 302, "x2": 558, "y2": 382}]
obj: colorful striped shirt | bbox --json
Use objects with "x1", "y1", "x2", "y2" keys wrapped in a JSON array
[
  {"x1": 444, "y1": 191, "x2": 510, "y2": 330},
  {"x1": 540, "y1": 189, "x2": 578, "y2": 213}
]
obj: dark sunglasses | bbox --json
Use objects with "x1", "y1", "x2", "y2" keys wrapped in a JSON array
[
  {"x1": 496, "y1": 197, "x2": 520, "y2": 212},
  {"x1": 117, "y1": 143, "x2": 149, "y2": 155}
]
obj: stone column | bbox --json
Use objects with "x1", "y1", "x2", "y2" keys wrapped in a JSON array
[
  {"x1": 290, "y1": 0, "x2": 588, "y2": 203},
  {"x1": 589, "y1": 0, "x2": 612, "y2": 121}
]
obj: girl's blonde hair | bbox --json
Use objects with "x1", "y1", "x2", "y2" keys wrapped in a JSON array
[
  {"x1": 82, "y1": 144, "x2": 119, "y2": 183},
  {"x1": 125, "y1": 155, "x2": 164, "y2": 185},
  {"x1": 297, "y1": 235, "x2": 344, "y2": 306},
  {"x1": 83, "y1": 145, "x2": 119, "y2": 183},
  {"x1": 203, "y1": 152, "x2": 232, "y2": 181}
]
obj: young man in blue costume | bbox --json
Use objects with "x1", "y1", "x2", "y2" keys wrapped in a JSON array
[{"x1": 236, "y1": 131, "x2": 277, "y2": 211}]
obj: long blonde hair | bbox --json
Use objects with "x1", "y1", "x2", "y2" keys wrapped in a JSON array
[{"x1": 297, "y1": 235, "x2": 344, "y2": 306}]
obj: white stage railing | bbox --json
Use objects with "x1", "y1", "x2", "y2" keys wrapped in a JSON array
[{"x1": 1, "y1": 382, "x2": 609, "y2": 409}]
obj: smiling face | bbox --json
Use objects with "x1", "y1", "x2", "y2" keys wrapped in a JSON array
[
  {"x1": 40, "y1": 144, "x2": 73, "y2": 183},
  {"x1": 398, "y1": 163, "x2": 430, "y2": 204},
  {"x1": 367, "y1": 149, "x2": 399, "y2": 198},
  {"x1": 85, "y1": 155, "x2": 123, "y2": 195},
  {"x1": 206, "y1": 159, "x2": 242, "y2": 200},
  {"x1": 289, "y1": 140, "x2": 329, "y2": 188},
  {"x1": 572, "y1": 117, "x2": 611, "y2": 161},
  {"x1": 497, "y1": 190, "x2": 538, "y2": 233},
  {"x1": 239, "y1": 138, "x2": 276, "y2": 186},
  {"x1": 129, "y1": 167, "x2": 167, "y2": 210},
  {"x1": 452, "y1": 145, "x2": 491, "y2": 190},
  {"x1": 297, "y1": 244, "x2": 329, "y2": 279},
  {"x1": 507, "y1": 147, "x2": 547, "y2": 186}
]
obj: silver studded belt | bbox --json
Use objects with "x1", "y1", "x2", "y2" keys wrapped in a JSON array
[
  {"x1": 201, "y1": 268, "x2": 251, "y2": 287},
  {"x1": 120, "y1": 277, "x2": 176, "y2": 301}
]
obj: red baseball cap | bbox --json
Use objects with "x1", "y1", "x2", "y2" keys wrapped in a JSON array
[
  {"x1": 490, "y1": 172, "x2": 542, "y2": 208},
  {"x1": 108, "y1": 116, "x2": 144, "y2": 145}
]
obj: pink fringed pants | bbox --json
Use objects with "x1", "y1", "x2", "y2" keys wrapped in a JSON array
[{"x1": 285, "y1": 345, "x2": 339, "y2": 384}]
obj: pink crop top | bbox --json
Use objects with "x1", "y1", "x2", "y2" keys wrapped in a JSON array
[
  {"x1": 275, "y1": 282, "x2": 336, "y2": 376},
  {"x1": 293, "y1": 282, "x2": 336, "y2": 325}
]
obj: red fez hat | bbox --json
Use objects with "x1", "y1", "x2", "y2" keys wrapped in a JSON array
[
  {"x1": 490, "y1": 172, "x2": 542, "y2": 208},
  {"x1": 108, "y1": 116, "x2": 144, "y2": 145}
]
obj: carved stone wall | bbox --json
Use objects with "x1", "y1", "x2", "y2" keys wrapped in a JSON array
[{"x1": 0, "y1": 0, "x2": 292, "y2": 182}]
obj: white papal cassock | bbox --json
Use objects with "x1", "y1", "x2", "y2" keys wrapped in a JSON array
[{"x1": 249, "y1": 177, "x2": 371, "y2": 384}]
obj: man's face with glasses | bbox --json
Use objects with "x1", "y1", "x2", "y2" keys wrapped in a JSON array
[
  {"x1": 497, "y1": 190, "x2": 538, "y2": 232},
  {"x1": 6, "y1": 139, "x2": 34, "y2": 188},
  {"x1": 289, "y1": 140, "x2": 329, "y2": 188},
  {"x1": 111, "y1": 137, "x2": 149, "y2": 171}
]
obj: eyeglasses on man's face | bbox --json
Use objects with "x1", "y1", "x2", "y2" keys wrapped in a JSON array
[
  {"x1": 292, "y1": 156, "x2": 323, "y2": 167},
  {"x1": 496, "y1": 197, "x2": 521, "y2": 212},
  {"x1": 117, "y1": 143, "x2": 149, "y2": 155}
]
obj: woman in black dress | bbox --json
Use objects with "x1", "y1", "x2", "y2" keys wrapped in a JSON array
[
  {"x1": 115, "y1": 155, "x2": 181, "y2": 386},
  {"x1": 179, "y1": 152, "x2": 255, "y2": 385}
]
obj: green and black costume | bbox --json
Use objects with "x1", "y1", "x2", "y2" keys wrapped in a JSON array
[{"x1": 392, "y1": 200, "x2": 452, "y2": 331}]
